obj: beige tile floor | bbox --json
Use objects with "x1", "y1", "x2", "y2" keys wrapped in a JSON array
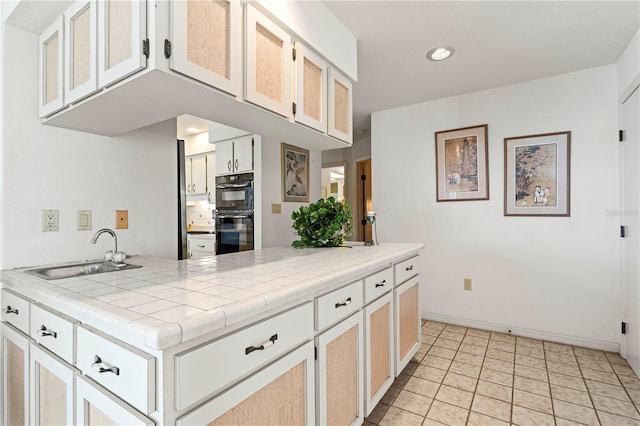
[{"x1": 365, "y1": 320, "x2": 640, "y2": 426}]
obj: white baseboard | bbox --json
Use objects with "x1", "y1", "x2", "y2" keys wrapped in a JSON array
[{"x1": 422, "y1": 311, "x2": 620, "y2": 354}]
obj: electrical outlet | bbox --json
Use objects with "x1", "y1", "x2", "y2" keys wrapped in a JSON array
[
  {"x1": 464, "y1": 278, "x2": 472, "y2": 291},
  {"x1": 116, "y1": 210, "x2": 128, "y2": 229},
  {"x1": 42, "y1": 209, "x2": 59, "y2": 232}
]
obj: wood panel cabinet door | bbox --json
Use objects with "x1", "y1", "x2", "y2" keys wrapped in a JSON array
[
  {"x1": 64, "y1": 0, "x2": 98, "y2": 104},
  {"x1": 39, "y1": 17, "x2": 65, "y2": 118},
  {"x1": 394, "y1": 276, "x2": 421, "y2": 376},
  {"x1": 176, "y1": 342, "x2": 315, "y2": 425},
  {"x1": 328, "y1": 67, "x2": 353, "y2": 144},
  {"x1": 244, "y1": 4, "x2": 293, "y2": 118},
  {"x1": 294, "y1": 42, "x2": 327, "y2": 133},
  {"x1": 170, "y1": 0, "x2": 242, "y2": 96},
  {"x1": 76, "y1": 376, "x2": 154, "y2": 426},
  {"x1": 29, "y1": 343, "x2": 76, "y2": 426},
  {"x1": 98, "y1": 0, "x2": 147, "y2": 88},
  {"x1": 1, "y1": 323, "x2": 30, "y2": 426},
  {"x1": 316, "y1": 311, "x2": 364, "y2": 426},
  {"x1": 364, "y1": 292, "x2": 394, "y2": 416}
]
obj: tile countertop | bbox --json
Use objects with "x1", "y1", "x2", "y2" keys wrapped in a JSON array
[{"x1": 0, "y1": 243, "x2": 424, "y2": 352}]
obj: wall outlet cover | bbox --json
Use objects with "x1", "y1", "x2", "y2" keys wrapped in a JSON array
[
  {"x1": 42, "y1": 209, "x2": 59, "y2": 232},
  {"x1": 116, "y1": 210, "x2": 128, "y2": 229},
  {"x1": 272, "y1": 203, "x2": 282, "y2": 214},
  {"x1": 463, "y1": 278, "x2": 472, "y2": 291}
]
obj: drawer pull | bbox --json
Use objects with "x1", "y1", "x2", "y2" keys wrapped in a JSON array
[
  {"x1": 92, "y1": 355, "x2": 120, "y2": 376},
  {"x1": 38, "y1": 325, "x2": 57, "y2": 338},
  {"x1": 406, "y1": 265, "x2": 414, "y2": 271},
  {"x1": 3, "y1": 305, "x2": 18, "y2": 315},
  {"x1": 335, "y1": 297, "x2": 352, "y2": 308},
  {"x1": 197, "y1": 244, "x2": 206, "y2": 248},
  {"x1": 375, "y1": 280, "x2": 387, "y2": 288},
  {"x1": 245, "y1": 334, "x2": 278, "y2": 355}
]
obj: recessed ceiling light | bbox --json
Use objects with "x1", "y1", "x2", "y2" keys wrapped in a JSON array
[
  {"x1": 426, "y1": 46, "x2": 455, "y2": 61},
  {"x1": 186, "y1": 127, "x2": 200, "y2": 133}
]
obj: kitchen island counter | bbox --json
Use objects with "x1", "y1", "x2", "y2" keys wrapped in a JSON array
[{"x1": 0, "y1": 243, "x2": 423, "y2": 351}]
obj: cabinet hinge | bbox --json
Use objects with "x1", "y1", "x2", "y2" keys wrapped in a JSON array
[
  {"x1": 314, "y1": 346, "x2": 317, "y2": 360},
  {"x1": 621, "y1": 225, "x2": 627, "y2": 238},
  {"x1": 622, "y1": 322, "x2": 627, "y2": 334},
  {"x1": 292, "y1": 102, "x2": 297, "y2": 115},
  {"x1": 164, "y1": 39, "x2": 172, "y2": 59},
  {"x1": 292, "y1": 47, "x2": 297, "y2": 61},
  {"x1": 142, "y1": 39, "x2": 150, "y2": 58},
  {"x1": 620, "y1": 130, "x2": 625, "y2": 142}
]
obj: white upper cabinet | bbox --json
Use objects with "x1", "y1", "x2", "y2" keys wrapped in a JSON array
[
  {"x1": 39, "y1": 17, "x2": 65, "y2": 118},
  {"x1": 98, "y1": 0, "x2": 148, "y2": 88},
  {"x1": 244, "y1": 4, "x2": 293, "y2": 118},
  {"x1": 328, "y1": 67, "x2": 353, "y2": 144},
  {"x1": 170, "y1": 0, "x2": 241, "y2": 96},
  {"x1": 293, "y1": 42, "x2": 327, "y2": 133},
  {"x1": 64, "y1": 0, "x2": 98, "y2": 104}
]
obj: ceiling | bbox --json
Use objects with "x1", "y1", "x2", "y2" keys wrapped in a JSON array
[{"x1": 323, "y1": 0, "x2": 640, "y2": 141}]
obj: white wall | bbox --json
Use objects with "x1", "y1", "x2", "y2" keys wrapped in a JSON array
[
  {"x1": 1, "y1": 24, "x2": 177, "y2": 269},
  {"x1": 184, "y1": 132, "x2": 214, "y2": 156},
  {"x1": 618, "y1": 29, "x2": 640, "y2": 100},
  {"x1": 261, "y1": 138, "x2": 321, "y2": 248},
  {"x1": 372, "y1": 65, "x2": 621, "y2": 349}
]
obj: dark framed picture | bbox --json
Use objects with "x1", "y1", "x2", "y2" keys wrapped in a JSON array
[
  {"x1": 435, "y1": 124, "x2": 489, "y2": 201},
  {"x1": 504, "y1": 131, "x2": 571, "y2": 217},
  {"x1": 282, "y1": 143, "x2": 310, "y2": 202}
]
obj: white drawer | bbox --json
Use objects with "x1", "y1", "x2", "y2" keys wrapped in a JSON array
[
  {"x1": 315, "y1": 280, "x2": 363, "y2": 331},
  {"x1": 175, "y1": 302, "x2": 313, "y2": 411},
  {"x1": 76, "y1": 325, "x2": 156, "y2": 415},
  {"x1": 30, "y1": 303, "x2": 78, "y2": 364},
  {"x1": 394, "y1": 256, "x2": 420, "y2": 286},
  {"x1": 1, "y1": 288, "x2": 31, "y2": 334},
  {"x1": 188, "y1": 238, "x2": 215, "y2": 252},
  {"x1": 364, "y1": 267, "x2": 393, "y2": 304}
]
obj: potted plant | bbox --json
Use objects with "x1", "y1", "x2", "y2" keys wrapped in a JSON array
[{"x1": 291, "y1": 197, "x2": 353, "y2": 248}]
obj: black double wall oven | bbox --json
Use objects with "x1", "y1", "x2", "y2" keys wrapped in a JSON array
[{"x1": 215, "y1": 172, "x2": 254, "y2": 255}]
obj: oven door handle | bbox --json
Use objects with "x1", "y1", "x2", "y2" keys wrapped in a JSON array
[
  {"x1": 216, "y1": 182, "x2": 252, "y2": 189},
  {"x1": 216, "y1": 214, "x2": 252, "y2": 219}
]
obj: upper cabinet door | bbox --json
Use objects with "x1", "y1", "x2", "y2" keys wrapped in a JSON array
[
  {"x1": 328, "y1": 67, "x2": 353, "y2": 144},
  {"x1": 98, "y1": 0, "x2": 147, "y2": 88},
  {"x1": 294, "y1": 42, "x2": 327, "y2": 133},
  {"x1": 170, "y1": 0, "x2": 242, "y2": 96},
  {"x1": 233, "y1": 136, "x2": 253, "y2": 173},
  {"x1": 244, "y1": 4, "x2": 293, "y2": 118},
  {"x1": 39, "y1": 17, "x2": 65, "y2": 118},
  {"x1": 64, "y1": 0, "x2": 98, "y2": 104}
]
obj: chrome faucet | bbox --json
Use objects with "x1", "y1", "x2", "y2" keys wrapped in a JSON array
[{"x1": 91, "y1": 228, "x2": 118, "y2": 261}]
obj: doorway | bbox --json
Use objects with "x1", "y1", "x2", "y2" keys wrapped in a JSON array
[
  {"x1": 321, "y1": 163, "x2": 347, "y2": 203},
  {"x1": 356, "y1": 159, "x2": 372, "y2": 242}
]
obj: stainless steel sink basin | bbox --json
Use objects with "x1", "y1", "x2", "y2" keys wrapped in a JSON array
[{"x1": 26, "y1": 261, "x2": 141, "y2": 280}]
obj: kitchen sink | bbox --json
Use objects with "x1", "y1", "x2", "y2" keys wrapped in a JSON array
[{"x1": 26, "y1": 260, "x2": 142, "y2": 280}]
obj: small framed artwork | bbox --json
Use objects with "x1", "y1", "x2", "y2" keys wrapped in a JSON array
[
  {"x1": 504, "y1": 131, "x2": 571, "y2": 217},
  {"x1": 282, "y1": 143, "x2": 310, "y2": 202},
  {"x1": 435, "y1": 124, "x2": 489, "y2": 201}
]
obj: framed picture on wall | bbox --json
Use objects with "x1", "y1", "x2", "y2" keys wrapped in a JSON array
[
  {"x1": 282, "y1": 143, "x2": 310, "y2": 202},
  {"x1": 435, "y1": 124, "x2": 489, "y2": 201},
  {"x1": 504, "y1": 131, "x2": 571, "y2": 217}
]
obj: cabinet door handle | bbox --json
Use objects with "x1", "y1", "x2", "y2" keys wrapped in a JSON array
[
  {"x1": 335, "y1": 297, "x2": 352, "y2": 308},
  {"x1": 245, "y1": 334, "x2": 278, "y2": 355},
  {"x1": 38, "y1": 325, "x2": 57, "y2": 338},
  {"x1": 375, "y1": 280, "x2": 387, "y2": 288},
  {"x1": 235, "y1": 158, "x2": 239, "y2": 170},
  {"x1": 92, "y1": 355, "x2": 120, "y2": 376},
  {"x1": 227, "y1": 160, "x2": 232, "y2": 172},
  {"x1": 3, "y1": 305, "x2": 18, "y2": 315},
  {"x1": 406, "y1": 265, "x2": 414, "y2": 271}
]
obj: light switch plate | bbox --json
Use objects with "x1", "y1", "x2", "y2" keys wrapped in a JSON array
[
  {"x1": 272, "y1": 203, "x2": 282, "y2": 214},
  {"x1": 77, "y1": 210, "x2": 92, "y2": 231},
  {"x1": 116, "y1": 210, "x2": 128, "y2": 229}
]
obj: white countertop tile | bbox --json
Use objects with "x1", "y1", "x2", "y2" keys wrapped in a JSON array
[{"x1": 1, "y1": 243, "x2": 423, "y2": 351}]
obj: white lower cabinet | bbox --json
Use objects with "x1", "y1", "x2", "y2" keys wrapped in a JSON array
[
  {"x1": 29, "y1": 343, "x2": 77, "y2": 425},
  {"x1": 1, "y1": 323, "x2": 30, "y2": 426},
  {"x1": 316, "y1": 311, "x2": 364, "y2": 426},
  {"x1": 177, "y1": 341, "x2": 315, "y2": 426},
  {"x1": 364, "y1": 291, "x2": 394, "y2": 416},
  {"x1": 394, "y1": 275, "x2": 421, "y2": 376},
  {"x1": 76, "y1": 375, "x2": 154, "y2": 426}
]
